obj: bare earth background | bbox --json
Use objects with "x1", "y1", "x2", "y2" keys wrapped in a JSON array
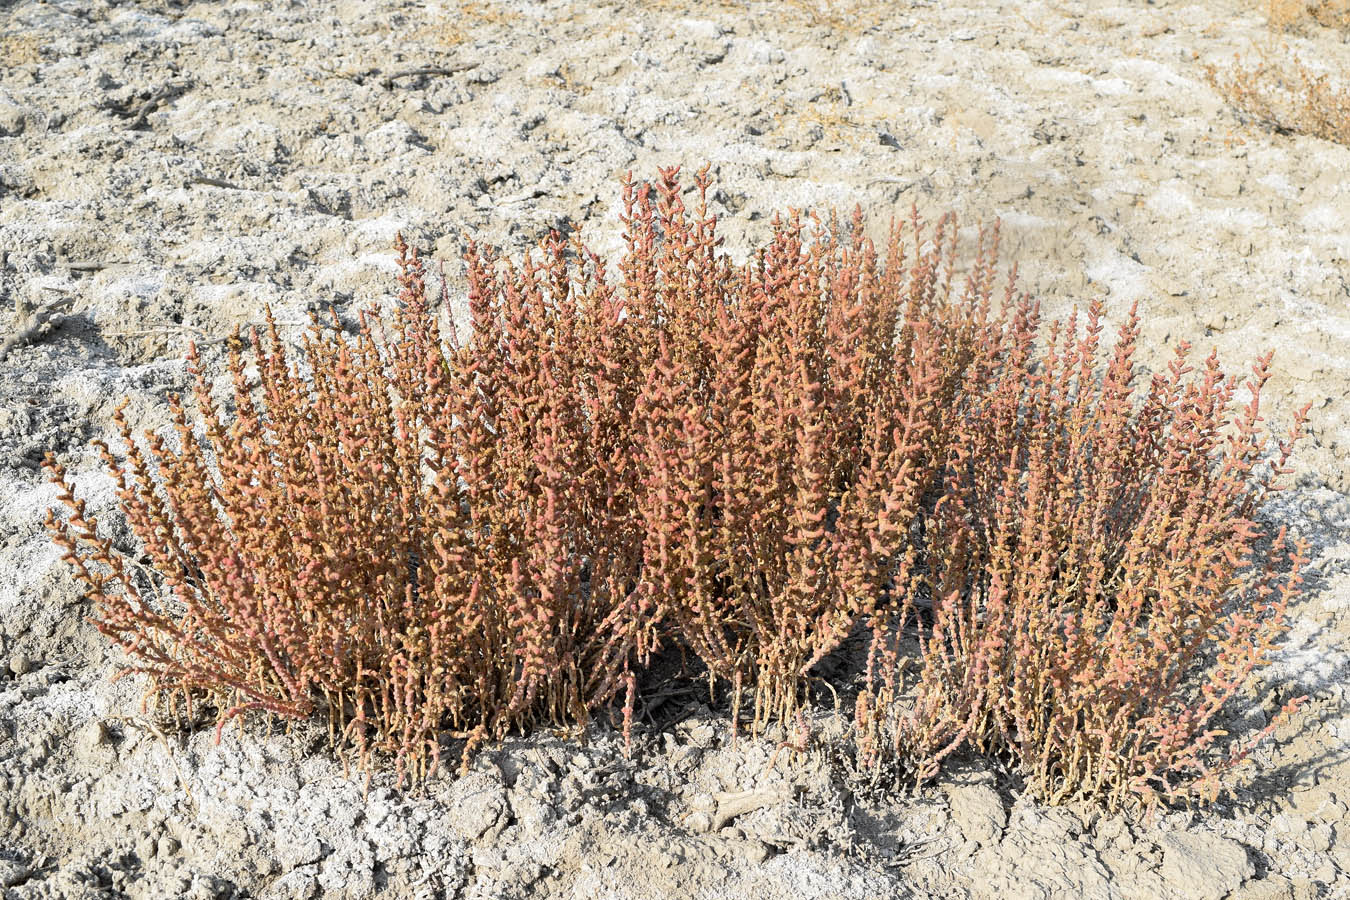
[{"x1": 1, "y1": 0, "x2": 1348, "y2": 897}]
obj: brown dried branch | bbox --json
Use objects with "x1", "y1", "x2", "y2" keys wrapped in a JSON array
[{"x1": 380, "y1": 63, "x2": 478, "y2": 89}]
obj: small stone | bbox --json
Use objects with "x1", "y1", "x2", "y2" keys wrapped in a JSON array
[
  {"x1": 686, "y1": 723, "x2": 716, "y2": 747},
  {"x1": 1157, "y1": 831, "x2": 1254, "y2": 900},
  {"x1": 77, "y1": 720, "x2": 109, "y2": 750},
  {"x1": 1271, "y1": 813, "x2": 1306, "y2": 836},
  {"x1": 0, "y1": 859, "x2": 29, "y2": 887},
  {"x1": 740, "y1": 837, "x2": 770, "y2": 864},
  {"x1": 499, "y1": 859, "x2": 544, "y2": 888},
  {"x1": 447, "y1": 770, "x2": 509, "y2": 841},
  {"x1": 0, "y1": 93, "x2": 25, "y2": 136},
  {"x1": 9, "y1": 654, "x2": 31, "y2": 677},
  {"x1": 1291, "y1": 879, "x2": 1321, "y2": 900},
  {"x1": 264, "y1": 867, "x2": 320, "y2": 900},
  {"x1": 943, "y1": 779, "x2": 1006, "y2": 846},
  {"x1": 158, "y1": 835, "x2": 181, "y2": 857},
  {"x1": 1306, "y1": 825, "x2": 1332, "y2": 853},
  {"x1": 1231, "y1": 874, "x2": 1293, "y2": 900},
  {"x1": 1290, "y1": 789, "x2": 1333, "y2": 821},
  {"x1": 685, "y1": 811, "x2": 713, "y2": 834},
  {"x1": 672, "y1": 745, "x2": 702, "y2": 774}
]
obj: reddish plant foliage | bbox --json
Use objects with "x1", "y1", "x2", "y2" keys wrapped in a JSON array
[
  {"x1": 622, "y1": 171, "x2": 1005, "y2": 733},
  {"x1": 45, "y1": 167, "x2": 1307, "y2": 807},
  {"x1": 45, "y1": 235, "x2": 651, "y2": 783},
  {"x1": 856, "y1": 299, "x2": 1310, "y2": 809}
]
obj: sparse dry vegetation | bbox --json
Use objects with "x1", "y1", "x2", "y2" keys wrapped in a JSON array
[
  {"x1": 45, "y1": 169, "x2": 1308, "y2": 810},
  {"x1": 1266, "y1": 0, "x2": 1350, "y2": 32},
  {"x1": 1208, "y1": 48, "x2": 1350, "y2": 145},
  {"x1": 1208, "y1": 1, "x2": 1350, "y2": 145}
]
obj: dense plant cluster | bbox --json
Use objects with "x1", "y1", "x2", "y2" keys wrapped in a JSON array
[
  {"x1": 855, "y1": 301, "x2": 1308, "y2": 807},
  {"x1": 46, "y1": 167, "x2": 1307, "y2": 809}
]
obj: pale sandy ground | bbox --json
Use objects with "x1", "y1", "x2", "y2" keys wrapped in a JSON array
[{"x1": 1, "y1": 0, "x2": 1348, "y2": 897}]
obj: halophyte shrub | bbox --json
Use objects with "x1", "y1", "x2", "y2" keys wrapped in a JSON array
[
  {"x1": 856, "y1": 299, "x2": 1309, "y2": 810},
  {"x1": 46, "y1": 167, "x2": 1307, "y2": 808}
]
